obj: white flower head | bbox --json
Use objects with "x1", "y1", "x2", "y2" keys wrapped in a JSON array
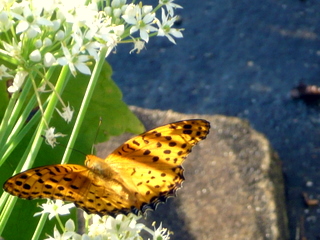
[
  {"x1": 122, "y1": 4, "x2": 157, "y2": 43},
  {"x1": 44, "y1": 127, "x2": 66, "y2": 148},
  {"x1": 87, "y1": 214, "x2": 144, "y2": 239},
  {"x1": 159, "y1": 0, "x2": 183, "y2": 16},
  {"x1": 156, "y1": 8, "x2": 183, "y2": 44},
  {"x1": 56, "y1": 103, "x2": 74, "y2": 123},
  {"x1": 34, "y1": 200, "x2": 75, "y2": 220},
  {"x1": 8, "y1": 70, "x2": 28, "y2": 93}
]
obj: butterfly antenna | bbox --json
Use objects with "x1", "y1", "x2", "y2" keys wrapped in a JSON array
[
  {"x1": 40, "y1": 135, "x2": 87, "y2": 156},
  {"x1": 91, "y1": 117, "x2": 102, "y2": 154}
]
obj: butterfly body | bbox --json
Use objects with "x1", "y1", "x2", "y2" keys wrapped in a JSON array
[{"x1": 4, "y1": 119, "x2": 210, "y2": 216}]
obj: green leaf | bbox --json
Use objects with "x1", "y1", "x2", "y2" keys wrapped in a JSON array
[{"x1": 0, "y1": 61, "x2": 144, "y2": 239}]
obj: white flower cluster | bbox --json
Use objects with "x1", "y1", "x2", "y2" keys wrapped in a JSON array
[
  {"x1": 0, "y1": 0, "x2": 183, "y2": 91},
  {"x1": 0, "y1": 0, "x2": 183, "y2": 146},
  {"x1": 39, "y1": 200, "x2": 171, "y2": 240}
]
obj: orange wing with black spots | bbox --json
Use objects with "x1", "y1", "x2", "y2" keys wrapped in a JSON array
[{"x1": 3, "y1": 119, "x2": 210, "y2": 216}]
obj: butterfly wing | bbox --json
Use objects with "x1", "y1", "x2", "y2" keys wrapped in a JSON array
[
  {"x1": 3, "y1": 163, "x2": 134, "y2": 216},
  {"x1": 3, "y1": 164, "x2": 91, "y2": 202},
  {"x1": 3, "y1": 119, "x2": 210, "y2": 217},
  {"x1": 102, "y1": 119, "x2": 210, "y2": 214}
]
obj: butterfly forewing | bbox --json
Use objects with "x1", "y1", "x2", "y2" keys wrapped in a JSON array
[{"x1": 3, "y1": 119, "x2": 210, "y2": 216}]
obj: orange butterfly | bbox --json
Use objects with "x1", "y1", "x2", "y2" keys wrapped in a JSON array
[{"x1": 3, "y1": 119, "x2": 210, "y2": 216}]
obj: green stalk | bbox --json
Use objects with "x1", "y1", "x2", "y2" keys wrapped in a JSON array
[
  {"x1": 0, "y1": 124, "x2": 40, "y2": 235},
  {"x1": 17, "y1": 65, "x2": 70, "y2": 172},
  {"x1": 31, "y1": 49, "x2": 107, "y2": 238},
  {"x1": 27, "y1": 66, "x2": 71, "y2": 240},
  {"x1": 31, "y1": 213, "x2": 49, "y2": 240},
  {"x1": 0, "y1": 106, "x2": 42, "y2": 167},
  {"x1": 0, "y1": 67, "x2": 56, "y2": 166},
  {"x1": 61, "y1": 47, "x2": 108, "y2": 164},
  {"x1": 0, "y1": 66, "x2": 71, "y2": 239},
  {"x1": 0, "y1": 91, "x2": 20, "y2": 147},
  {"x1": 0, "y1": 195, "x2": 17, "y2": 235}
]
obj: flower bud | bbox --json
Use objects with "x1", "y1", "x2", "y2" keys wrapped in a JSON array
[
  {"x1": 113, "y1": 8, "x2": 122, "y2": 18},
  {"x1": 30, "y1": 49, "x2": 41, "y2": 62},
  {"x1": 43, "y1": 38, "x2": 53, "y2": 47},
  {"x1": 55, "y1": 30, "x2": 65, "y2": 41},
  {"x1": 35, "y1": 39, "x2": 43, "y2": 48},
  {"x1": 44, "y1": 52, "x2": 56, "y2": 67}
]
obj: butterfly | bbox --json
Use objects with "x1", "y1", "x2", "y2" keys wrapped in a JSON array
[{"x1": 3, "y1": 119, "x2": 210, "y2": 216}]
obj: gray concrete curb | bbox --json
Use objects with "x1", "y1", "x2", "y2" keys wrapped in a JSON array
[{"x1": 96, "y1": 106, "x2": 289, "y2": 240}]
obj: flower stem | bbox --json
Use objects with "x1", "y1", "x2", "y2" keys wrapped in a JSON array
[
  {"x1": 31, "y1": 213, "x2": 49, "y2": 240},
  {"x1": 61, "y1": 47, "x2": 108, "y2": 164}
]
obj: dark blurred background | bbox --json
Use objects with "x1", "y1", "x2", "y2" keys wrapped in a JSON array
[{"x1": 109, "y1": 0, "x2": 320, "y2": 238}]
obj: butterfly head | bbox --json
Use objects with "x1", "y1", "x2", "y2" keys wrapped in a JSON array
[{"x1": 85, "y1": 155, "x2": 115, "y2": 179}]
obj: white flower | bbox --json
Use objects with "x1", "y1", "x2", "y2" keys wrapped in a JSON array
[
  {"x1": 0, "y1": 64, "x2": 13, "y2": 80},
  {"x1": 87, "y1": 215, "x2": 108, "y2": 237},
  {"x1": 56, "y1": 103, "x2": 74, "y2": 123},
  {"x1": 84, "y1": 41, "x2": 101, "y2": 60},
  {"x1": 12, "y1": 4, "x2": 53, "y2": 38},
  {"x1": 31, "y1": 0, "x2": 57, "y2": 17},
  {"x1": 105, "y1": 214, "x2": 144, "y2": 238},
  {"x1": 159, "y1": 0, "x2": 183, "y2": 17},
  {"x1": 150, "y1": 222, "x2": 171, "y2": 240},
  {"x1": 57, "y1": 44, "x2": 91, "y2": 76},
  {"x1": 38, "y1": 83, "x2": 48, "y2": 92},
  {"x1": 44, "y1": 127, "x2": 66, "y2": 148},
  {"x1": 64, "y1": 219, "x2": 77, "y2": 235},
  {"x1": 2, "y1": 40, "x2": 22, "y2": 59},
  {"x1": 44, "y1": 219, "x2": 77, "y2": 240},
  {"x1": 122, "y1": 4, "x2": 157, "y2": 42},
  {"x1": 0, "y1": 11, "x2": 13, "y2": 31},
  {"x1": 8, "y1": 70, "x2": 28, "y2": 93},
  {"x1": 130, "y1": 38, "x2": 146, "y2": 54},
  {"x1": 95, "y1": 24, "x2": 124, "y2": 57},
  {"x1": 87, "y1": 214, "x2": 144, "y2": 239},
  {"x1": 72, "y1": 233, "x2": 91, "y2": 240},
  {"x1": 156, "y1": 8, "x2": 183, "y2": 44},
  {"x1": 34, "y1": 200, "x2": 75, "y2": 220}
]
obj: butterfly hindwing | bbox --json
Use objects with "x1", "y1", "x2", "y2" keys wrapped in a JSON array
[{"x1": 3, "y1": 164, "x2": 90, "y2": 201}]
